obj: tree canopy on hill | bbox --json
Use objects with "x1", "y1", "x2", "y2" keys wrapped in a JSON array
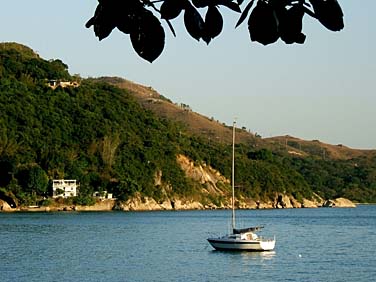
[{"x1": 0, "y1": 43, "x2": 375, "y2": 206}]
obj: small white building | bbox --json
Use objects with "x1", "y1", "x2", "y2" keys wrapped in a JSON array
[
  {"x1": 47, "y1": 80, "x2": 80, "y2": 90},
  {"x1": 93, "y1": 191, "x2": 113, "y2": 200},
  {"x1": 52, "y1": 179, "x2": 78, "y2": 198}
]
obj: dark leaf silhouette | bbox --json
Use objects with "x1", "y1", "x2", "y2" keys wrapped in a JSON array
[
  {"x1": 184, "y1": 4, "x2": 205, "y2": 41},
  {"x1": 309, "y1": 0, "x2": 344, "y2": 31},
  {"x1": 248, "y1": 0, "x2": 279, "y2": 45},
  {"x1": 85, "y1": 3, "x2": 116, "y2": 41},
  {"x1": 279, "y1": 4, "x2": 306, "y2": 44},
  {"x1": 130, "y1": 10, "x2": 165, "y2": 63},
  {"x1": 236, "y1": 0, "x2": 254, "y2": 28},
  {"x1": 217, "y1": 0, "x2": 241, "y2": 13},
  {"x1": 204, "y1": 6, "x2": 224, "y2": 42},
  {"x1": 116, "y1": 17, "x2": 133, "y2": 35},
  {"x1": 116, "y1": 9, "x2": 136, "y2": 35},
  {"x1": 85, "y1": 0, "x2": 345, "y2": 62},
  {"x1": 115, "y1": 0, "x2": 144, "y2": 34},
  {"x1": 160, "y1": 0, "x2": 186, "y2": 20},
  {"x1": 86, "y1": 0, "x2": 143, "y2": 37},
  {"x1": 192, "y1": 0, "x2": 210, "y2": 8}
]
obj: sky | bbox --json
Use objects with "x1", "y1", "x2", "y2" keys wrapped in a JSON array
[{"x1": 0, "y1": 1, "x2": 375, "y2": 149}]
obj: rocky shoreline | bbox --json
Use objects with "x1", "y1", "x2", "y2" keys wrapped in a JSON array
[
  {"x1": 1, "y1": 195, "x2": 356, "y2": 213},
  {"x1": 0, "y1": 154, "x2": 361, "y2": 213}
]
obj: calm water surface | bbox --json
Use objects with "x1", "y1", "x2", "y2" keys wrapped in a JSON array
[{"x1": 0, "y1": 206, "x2": 375, "y2": 282}]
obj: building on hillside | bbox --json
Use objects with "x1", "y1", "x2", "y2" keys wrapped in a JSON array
[
  {"x1": 93, "y1": 191, "x2": 113, "y2": 200},
  {"x1": 47, "y1": 79, "x2": 80, "y2": 90},
  {"x1": 52, "y1": 179, "x2": 78, "y2": 198}
]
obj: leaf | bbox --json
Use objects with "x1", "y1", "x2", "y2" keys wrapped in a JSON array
[
  {"x1": 130, "y1": 10, "x2": 165, "y2": 63},
  {"x1": 217, "y1": 0, "x2": 241, "y2": 13},
  {"x1": 160, "y1": 0, "x2": 185, "y2": 20},
  {"x1": 279, "y1": 4, "x2": 306, "y2": 44},
  {"x1": 192, "y1": 0, "x2": 210, "y2": 9},
  {"x1": 309, "y1": 0, "x2": 344, "y2": 31},
  {"x1": 115, "y1": 0, "x2": 144, "y2": 34},
  {"x1": 85, "y1": 17, "x2": 95, "y2": 28},
  {"x1": 164, "y1": 19, "x2": 177, "y2": 37},
  {"x1": 85, "y1": 3, "x2": 116, "y2": 41},
  {"x1": 248, "y1": 0, "x2": 279, "y2": 45},
  {"x1": 184, "y1": 5, "x2": 205, "y2": 41},
  {"x1": 205, "y1": 6, "x2": 224, "y2": 40},
  {"x1": 302, "y1": 6, "x2": 316, "y2": 19},
  {"x1": 116, "y1": 11, "x2": 136, "y2": 35},
  {"x1": 235, "y1": 0, "x2": 254, "y2": 28}
]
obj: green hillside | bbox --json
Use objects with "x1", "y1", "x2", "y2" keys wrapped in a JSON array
[{"x1": 0, "y1": 43, "x2": 375, "y2": 207}]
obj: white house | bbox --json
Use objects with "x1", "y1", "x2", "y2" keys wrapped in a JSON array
[
  {"x1": 93, "y1": 191, "x2": 113, "y2": 200},
  {"x1": 47, "y1": 80, "x2": 80, "y2": 90},
  {"x1": 52, "y1": 179, "x2": 78, "y2": 198}
]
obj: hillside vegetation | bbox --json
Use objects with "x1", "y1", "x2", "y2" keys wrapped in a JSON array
[
  {"x1": 98, "y1": 76, "x2": 376, "y2": 161},
  {"x1": 0, "y1": 43, "x2": 375, "y2": 208}
]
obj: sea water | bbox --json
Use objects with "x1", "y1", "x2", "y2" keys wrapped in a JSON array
[{"x1": 0, "y1": 206, "x2": 375, "y2": 282}]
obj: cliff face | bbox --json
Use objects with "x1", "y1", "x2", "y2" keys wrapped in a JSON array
[{"x1": 176, "y1": 154, "x2": 229, "y2": 196}]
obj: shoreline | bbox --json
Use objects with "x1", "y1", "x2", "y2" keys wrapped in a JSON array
[{"x1": 1, "y1": 198, "x2": 359, "y2": 213}]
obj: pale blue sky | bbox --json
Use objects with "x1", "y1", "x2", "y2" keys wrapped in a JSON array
[{"x1": 0, "y1": 1, "x2": 375, "y2": 149}]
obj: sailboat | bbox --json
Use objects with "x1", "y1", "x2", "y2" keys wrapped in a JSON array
[{"x1": 207, "y1": 121, "x2": 276, "y2": 251}]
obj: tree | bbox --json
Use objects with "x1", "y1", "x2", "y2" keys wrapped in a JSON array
[
  {"x1": 0, "y1": 158, "x2": 15, "y2": 187},
  {"x1": 86, "y1": 0, "x2": 344, "y2": 62},
  {"x1": 17, "y1": 165, "x2": 49, "y2": 197}
]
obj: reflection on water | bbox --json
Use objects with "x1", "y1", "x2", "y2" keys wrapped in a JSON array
[
  {"x1": 210, "y1": 249, "x2": 276, "y2": 260},
  {"x1": 243, "y1": 250, "x2": 276, "y2": 260}
]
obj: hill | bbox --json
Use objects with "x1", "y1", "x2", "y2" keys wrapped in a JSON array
[
  {"x1": 94, "y1": 77, "x2": 258, "y2": 145},
  {"x1": 0, "y1": 42, "x2": 375, "y2": 209},
  {"x1": 95, "y1": 77, "x2": 375, "y2": 161}
]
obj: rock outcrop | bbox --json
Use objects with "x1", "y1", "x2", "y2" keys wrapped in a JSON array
[
  {"x1": 113, "y1": 193, "x2": 205, "y2": 211},
  {"x1": 275, "y1": 194, "x2": 300, "y2": 209},
  {"x1": 323, "y1": 198, "x2": 356, "y2": 208},
  {"x1": 177, "y1": 154, "x2": 229, "y2": 196},
  {"x1": 119, "y1": 194, "x2": 171, "y2": 211},
  {"x1": 300, "y1": 193, "x2": 324, "y2": 208},
  {"x1": 75, "y1": 200, "x2": 116, "y2": 211},
  {"x1": 0, "y1": 200, "x2": 12, "y2": 211}
]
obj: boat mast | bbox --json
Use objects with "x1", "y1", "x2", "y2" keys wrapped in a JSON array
[{"x1": 231, "y1": 120, "x2": 236, "y2": 231}]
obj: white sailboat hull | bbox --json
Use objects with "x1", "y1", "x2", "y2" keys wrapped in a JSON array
[{"x1": 207, "y1": 237, "x2": 276, "y2": 251}]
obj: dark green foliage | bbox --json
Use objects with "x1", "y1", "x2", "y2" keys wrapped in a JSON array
[
  {"x1": 0, "y1": 43, "x2": 374, "y2": 205},
  {"x1": 247, "y1": 148, "x2": 273, "y2": 161},
  {"x1": 0, "y1": 44, "x2": 193, "y2": 204},
  {"x1": 0, "y1": 45, "x2": 70, "y2": 81},
  {"x1": 72, "y1": 195, "x2": 96, "y2": 206},
  {"x1": 182, "y1": 137, "x2": 376, "y2": 203},
  {"x1": 284, "y1": 156, "x2": 376, "y2": 203},
  {"x1": 0, "y1": 158, "x2": 15, "y2": 187},
  {"x1": 16, "y1": 165, "x2": 48, "y2": 196}
]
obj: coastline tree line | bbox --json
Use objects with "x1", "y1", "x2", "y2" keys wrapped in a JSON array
[{"x1": 0, "y1": 43, "x2": 375, "y2": 207}]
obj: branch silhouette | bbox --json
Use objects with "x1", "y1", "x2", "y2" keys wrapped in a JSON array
[{"x1": 86, "y1": 0, "x2": 344, "y2": 62}]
